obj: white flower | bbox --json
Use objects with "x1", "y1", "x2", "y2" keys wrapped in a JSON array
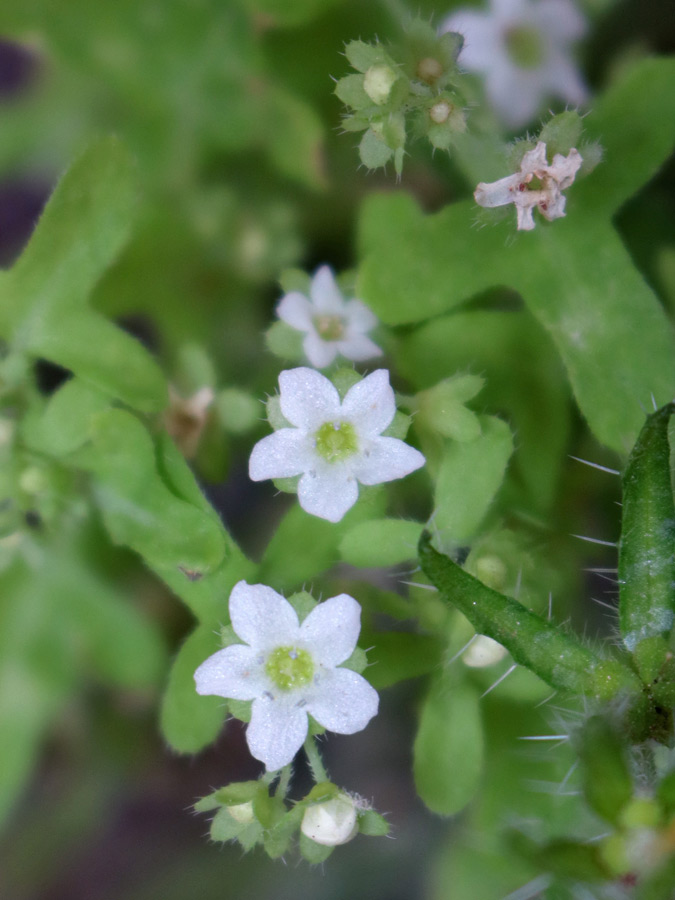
[
  {"x1": 440, "y1": 0, "x2": 588, "y2": 128},
  {"x1": 194, "y1": 581, "x2": 379, "y2": 772},
  {"x1": 474, "y1": 140, "x2": 582, "y2": 230},
  {"x1": 276, "y1": 265, "x2": 382, "y2": 369},
  {"x1": 249, "y1": 367, "x2": 425, "y2": 522},
  {"x1": 301, "y1": 793, "x2": 359, "y2": 846}
]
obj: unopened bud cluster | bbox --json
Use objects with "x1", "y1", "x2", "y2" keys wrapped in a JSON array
[{"x1": 335, "y1": 19, "x2": 468, "y2": 174}]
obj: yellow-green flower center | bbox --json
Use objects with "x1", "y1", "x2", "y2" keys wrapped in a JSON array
[
  {"x1": 314, "y1": 421, "x2": 359, "y2": 463},
  {"x1": 265, "y1": 646, "x2": 314, "y2": 691},
  {"x1": 314, "y1": 314, "x2": 345, "y2": 341},
  {"x1": 504, "y1": 25, "x2": 544, "y2": 69}
]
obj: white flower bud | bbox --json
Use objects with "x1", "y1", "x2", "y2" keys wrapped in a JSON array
[
  {"x1": 363, "y1": 64, "x2": 397, "y2": 105},
  {"x1": 227, "y1": 801, "x2": 256, "y2": 825},
  {"x1": 301, "y1": 793, "x2": 359, "y2": 846},
  {"x1": 463, "y1": 634, "x2": 508, "y2": 668}
]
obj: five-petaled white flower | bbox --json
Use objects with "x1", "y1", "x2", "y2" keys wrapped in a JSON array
[
  {"x1": 194, "y1": 581, "x2": 379, "y2": 772},
  {"x1": 440, "y1": 0, "x2": 588, "y2": 128},
  {"x1": 276, "y1": 265, "x2": 382, "y2": 369},
  {"x1": 248, "y1": 367, "x2": 425, "y2": 522},
  {"x1": 474, "y1": 140, "x2": 582, "y2": 230}
]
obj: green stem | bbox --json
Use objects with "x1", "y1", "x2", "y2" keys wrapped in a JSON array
[
  {"x1": 419, "y1": 531, "x2": 642, "y2": 700},
  {"x1": 304, "y1": 736, "x2": 329, "y2": 784},
  {"x1": 274, "y1": 764, "x2": 293, "y2": 799}
]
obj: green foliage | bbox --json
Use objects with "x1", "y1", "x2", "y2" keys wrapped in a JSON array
[
  {"x1": 433, "y1": 415, "x2": 513, "y2": 546},
  {"x1": 0, "y1": 138, "x2": 166, "y2": 411},
  {"x1": 339, "y1": 517, "x2": 422, "y2": 567},
  {"x1": 577, "y1": 715, "x2": 633, "y2": 826},
  {"x1": 414, "y1": 676, "x2": 483, "y2": 816},
  {"x1": 618, "y1": 402, "x2": 675, "y2": 659},
  {"x1": 160, "y1": 626, "x2": 227, "y2": 754}
]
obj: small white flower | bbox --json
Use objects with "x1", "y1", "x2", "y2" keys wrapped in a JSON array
[
  {"x1": 194, "y1": 581, "x2": 379, "y2": 772},
  {"x1": 440, "y1": 0, "x2": 588, "y2": 128},
  {"x1": 474, "y1": 140, "x2": 582, "y2": 230},
  {"x1": 301, "y1": 793, "x2": 359, "y2": 846},
  {"x1": 249, "y1": 367, "x2": 425, "y2": 522},
  {"x1": 276, "y1": 265, "x2": 382, "y2": 369}
]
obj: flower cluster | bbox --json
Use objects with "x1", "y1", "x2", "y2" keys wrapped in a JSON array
[
  {"x1": 441, "y1": 0, "x2": 588, "y2": 128},
  {"x1": 474, "y1": 140, "x2": 582, "y2": 230},
  {"x1": 334, "y1": 19, "x2": 468, "y2": 174}
]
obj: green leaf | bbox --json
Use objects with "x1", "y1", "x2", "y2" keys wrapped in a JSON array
[
  {"x1": 399, "y1": 309, "x2": 570, "y2": 513},
  {"x1": 0, "y1": 137, "x2": 166, "y2": 412},
  {"x1": 210, "y1": 807, "x2": 246, "y2": 843},
  {"x1": 357, "y1": 809, "x2": 389, "y2": 836},
  {"x1": 299, "y1": 831, "x2": 334, "y2": 863},
  {"x1": 577, "y1": 715, "x2": 633, "y2": 825},
  {"x1": 419, "y1": 532, "x2": 642, "y2": 699},
  {"x1": 618, "y1": 402, "x2": 675, "y2": 657},
  {"x1": 433, "y1": 415, "x2": 513, "y2": 546},
  {"x1": 344, "y1": 40, "x2": 389, "y2": 73},
  {"x1": 575, "y1": 58, "x2": 675, "y2": 218},
  {"x1": 413, "y1": 676, "x2": 483, "y2": 816},
  {"x1": 339, "y1": 518, "x2": 422, "y2": 567},
  {"x1": 359, "y1": 128, "x2": 394, "y2": 169},
  {"x1": 363, "y1": 631, "x2": 444, "y2": 689},
  {"x1": 335, "y1": 74, "x2": 372, "y2": 111},
  {"x1": 264, "y1": 806, "x2": 303, "y2": 858},
  {"x1": 88, "y1": 409, "x2": 227, "y2": 574},
  {"x1": 21, "y1": 379, "x2": 111, "y2": 457},
  {"x1": 160, "y1": 626, "x2": 227, "y2": 753},
  {"x1": 214, "y1": 782, "x2": 260, "y2": 806},
  {"x1": 510, "y1": 833, "x2": 608, "y2": 883}
]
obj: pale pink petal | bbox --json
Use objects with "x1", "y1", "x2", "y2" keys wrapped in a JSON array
[
  {"x1": 351, "y1": 436, "x2": 425, "y2": 485},
  {"x1": 475, "y1": 172, "x2": 525, "y2": 209},
  {"x1": 278, "y1": 367, "x2": 341, "y2": 429},
  {"x1": 306, "y1": 668, "x2": 379, "y2": 734},
  {"x1": 303, "y1": 332, "x2": 339, "y2": 368},
  {"x1": 277, "y1": 292, "x2": 313, "y2": 331},
  {"x1": 247, "y1": 695, "x2": 308, "y2": 771},
  {"x1": 300, "y1": 594, "x2": 361, "y2": 667},
  {"x1": 516, "y1": 203, "x2": 537, "y2": 230},
  {"x1": 229, "y1": 581, "x2": 299, "y2": 650},
  {"x1": 249, "y1": 428, "x2": 314, "y2": 480},
  {"x1": 340, "y1": 369, "x2": 395, "y2": 438},
  {"x1": 297, "y1": 466, "x2": 359, "y2": 522},
  {"x1": 310, "y1": 266, "x2": 345, "y2": 313},
  {"x1": 337, "y1": 333, "x2": 383, "y2": 362},
  {"x1": 344, "y1": 299, "x2": 378, "y2": 332},
  {"x1": 194, "y1": 644, "x2": 265, "y2": 700}
]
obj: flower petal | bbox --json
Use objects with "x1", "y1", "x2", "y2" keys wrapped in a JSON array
[
  {"x1": 344, "y1": 299, "x2": 378, "y2": 332},
  {"x1": 194, "y1": 644, "x2": 265, "y2": 700},
  {"x1": 340, "y1": 369, "x2": 395, "y2": 438},
  {"x1": 441, "y1": 11, "x2": 500, "y2": 71},
  {"x1": 247, "y1": 694, "x2": 308, "y2": 771},
  {"x1": 300, "y1": 594, "x2": 361, "y2": 667},
  {"x1": 297, "y1": 466, "x2": 359, "y2": 522},
  {"x1": 249, "y1": 428, "x2": 314, "y2": 481},
  {"x1": 352, "y1": 436, "x2": 425, "y2": 485},
  {"x1": 303, "y1": 332, "x2": 339, "y2": 368},
  {"x1": 278, "y1": 367, "x2": 341, "y2": 430},
  {"x1": 229, "y1": 581, "x2": 299, "y2": 650},
  {"x1": 337, "y1": 332, "x2": 383, "y2": 362},
  {"x1": 307, "y1": 668, "x2": 379, "y2": 734},
  {"x1": 310, "y1": 266, "x2": 345, "y2": 313},
  {"x1": 276, "y1": 292, "x2": 313, "y2": 331}
]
